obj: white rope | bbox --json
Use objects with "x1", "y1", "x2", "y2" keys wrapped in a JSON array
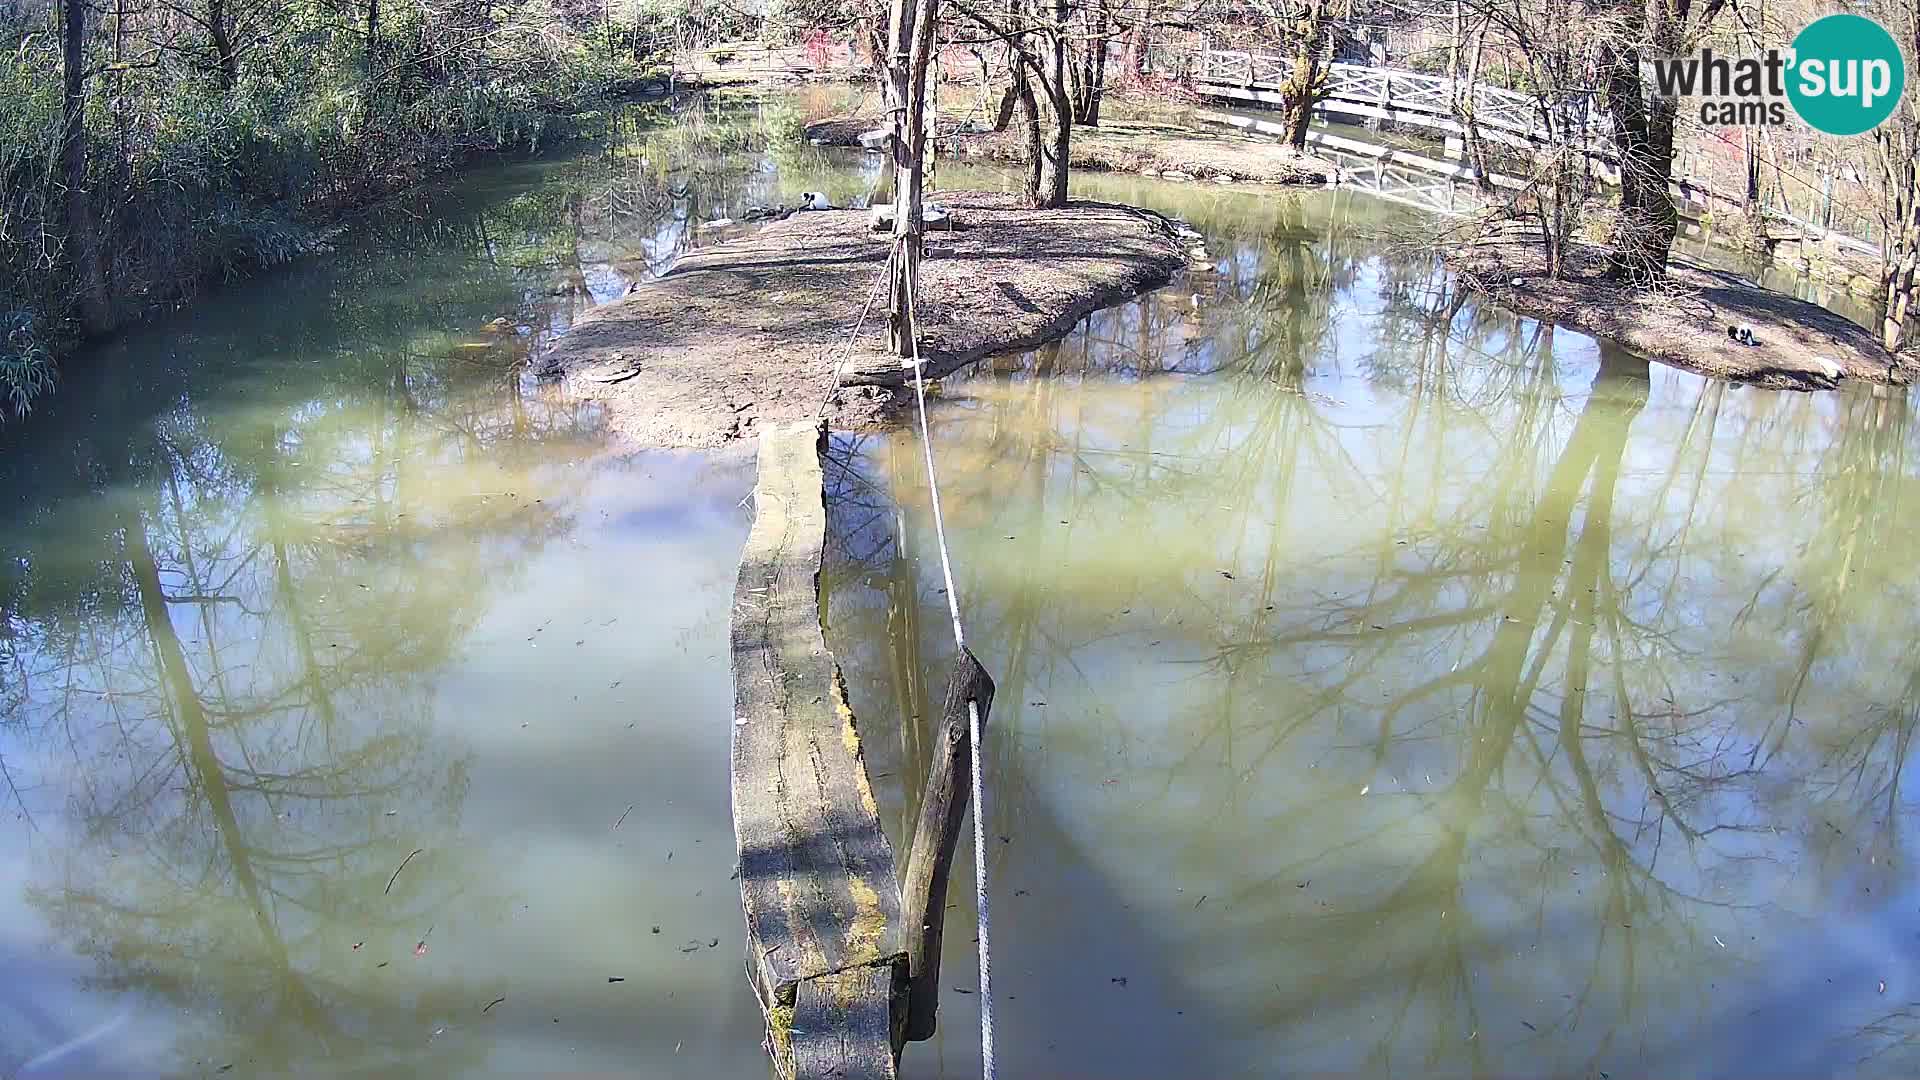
[
  {"x1": 899, "y1": 244, "x2": 996, "y2": 1080},
  {"x1": 813, "y1": 249, "x2": 896, "y2": 421}
]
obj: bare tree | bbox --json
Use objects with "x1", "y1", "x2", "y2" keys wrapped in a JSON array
[
  {"x1": 957, "y1": 0, "x2": 1075, "y2": 206},
  {"x1": 1468, "y1": 0, "x2": 1611, "y2": 276},
  {"x1": 1871, "y1": 0, "x2": 1920, "y2": 350},
  {"x1": 1276, "y1": 0, "x2": 1337, "y2": 149},
  {"x1": 1598, "y1": 0, "x2": 1731, "y2": 281},
  {"x1": 886, "y1": 0, "x2": 941, "y2": 352}
]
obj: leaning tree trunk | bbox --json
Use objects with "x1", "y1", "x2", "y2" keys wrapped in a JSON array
[
  {"x1": 61, "y1": 0, "x2": 112, "y2": 336},
  {"x1": 1451, "y1": 20, "x2": 1495, "y2": 193},
  {"x1": 992, "y1": 41, "x2": 1026, "y2": 130}
]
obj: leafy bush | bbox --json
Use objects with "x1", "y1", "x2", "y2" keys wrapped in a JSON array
[{"x1": 0, "y1": 0, "x2": 643, "y2": 416}]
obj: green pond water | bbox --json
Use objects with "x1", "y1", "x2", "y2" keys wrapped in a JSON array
[{"x1": 3, "y1": 91, "x2": 1918, "y2": 1079}]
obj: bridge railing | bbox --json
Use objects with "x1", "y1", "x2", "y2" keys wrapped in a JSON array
[{"x1": 1196, "y1": 48, "x2": 1605, "y2": 149}]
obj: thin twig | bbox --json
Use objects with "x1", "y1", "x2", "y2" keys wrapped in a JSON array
[
  {"x1": 612, "y1": 804, "x2": 635, "y2": 831},
  {"x1": 386, "y1": 848, "x2": 424, "y2": 895}
]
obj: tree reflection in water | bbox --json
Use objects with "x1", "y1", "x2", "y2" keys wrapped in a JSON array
[
  {"x1": 0, "y1": 96, "x2": 816, "y2": 1077},
  {"x1": 825, "y1": 186, "x2": 1920, "y2": 1079}
]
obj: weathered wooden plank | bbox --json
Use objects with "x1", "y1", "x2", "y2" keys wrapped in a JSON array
[
  {"x1": 901, "y1": 648, "x2": 995, "y2": 1042},
  {"x1": 790, "y1": 967, "x2": 899, "y2": 1080},
  {"x1": 731, "y1": 420, "x2": 906, "y2": 1078}
]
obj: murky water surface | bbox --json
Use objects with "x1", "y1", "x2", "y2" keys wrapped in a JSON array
[
  {"x1": 829, "y1": 177, "x2": 1920, "y2": 1079},
  {"x1": 4, "y1": 91, "x2": 1917, "y2": 1079},
  {"x1": 0, "y1": 95, "x2": 836, "y2": 1077}
]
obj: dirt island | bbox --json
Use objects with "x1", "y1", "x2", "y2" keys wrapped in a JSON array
[
  {"x1": 538, "y1": 191, "x2": 1191, "y2": 448},
  {"x1": 1447, "y1": 220, "x2": 1917, "y2": 391}
]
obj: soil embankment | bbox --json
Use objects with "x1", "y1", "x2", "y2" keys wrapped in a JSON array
[
  {"x1": 539, "y1": 191, "x2": 1189, "y2": 447},
  {"x1": 1448, "y1": 221, "x2": 1916, "y2": 390}
]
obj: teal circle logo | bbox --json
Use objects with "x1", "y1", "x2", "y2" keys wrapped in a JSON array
[{"x1": 1787, "y1": 14, "x2": 1905, "y2": 136}]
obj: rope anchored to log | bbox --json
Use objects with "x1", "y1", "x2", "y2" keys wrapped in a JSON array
[
  {"x1": 788, "y1": 189, "x2": 997, "y2": 1079},
  {"x1": 899, "y1": 238, "x2": 998, "y2": 1080}
]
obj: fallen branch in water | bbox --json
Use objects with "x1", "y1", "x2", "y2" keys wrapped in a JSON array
[{"x1": 386, "y1": 848, "x2": 425, "y2": 895}]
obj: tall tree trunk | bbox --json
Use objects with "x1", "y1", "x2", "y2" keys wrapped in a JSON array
[
  {"x1": 61, "y1": 0, "x2": 111, "y2": 336},
  {"x1": 1124, "y1": 15, "x2": 1147, "y2": 77},
  {"x1": 1601, "y1": 41, "x2": 1678, "y2": 280},
  {"x1": 1602, "y1": 0, "x2": 1712, "y2": 281},
  {"x1": 1037, "y1": 0, "x2": 1070, "y2": 205},
  {"x1": 1881, "y1": 136, "x2": 1920, "y2": 352},
  {"x1": 365, "y1": 0, "x2": 380, "y2": 86},
  {"x1": 1066, "y1": 25, "x2": 1085, "y2": 119},
  {"x1": 1740, "y1": 127, "x2": 1768, "y2": 254},
  {"x1": 1075, "y1": 0, "x2": 1108, "y2": 126},
  {"x1": 1016, "y1": 68, "x2": 1043, "y2": 204},
  {"x1": 970, "y1": 46, "x2": 994, "y2": 124},
  {"x1": 1279, "y1": 0, "x2": 1329, "y2": 151},
  {"x1": 1877, "y1": 9, "x2": 1920, "y2": 354},
  {"x1": 208, "y1": 0, "x2": 238, "y2": 88},
  {"x1": 886, "y1": 0, "x2": 939, "y2": 355}
]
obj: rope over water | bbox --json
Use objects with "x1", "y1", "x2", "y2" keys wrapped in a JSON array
[
  {"x1": 807, "y1": 215, "x2": 997, "y2": 1079},
  {"x1": 899, "y1": 250, "x2": 996, "y2": 1080}
]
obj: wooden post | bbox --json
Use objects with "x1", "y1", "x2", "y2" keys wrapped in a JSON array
[{"x1": 899, "y1": 647, "x2": 995, "y2": 1042}]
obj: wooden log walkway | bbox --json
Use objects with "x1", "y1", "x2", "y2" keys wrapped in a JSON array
[
  {"x1": 731, "y1": 420, "x2": 904, "y2": 1079},
  {"x1": 730, "y1": 420, "x2": 995, "y2": 1078}
]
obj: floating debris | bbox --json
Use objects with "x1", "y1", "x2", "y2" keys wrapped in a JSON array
[{"x1": 386, "y1": 848, "x2": 424, "y2": 895}]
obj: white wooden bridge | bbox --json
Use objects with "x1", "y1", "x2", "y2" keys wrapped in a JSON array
[
  {"x1": 1190, "y1": 46, "x2": 1879, "y2": 256},
  {"x1": 1196, "y1": 48, "x2": 1607, "y2": 156}
]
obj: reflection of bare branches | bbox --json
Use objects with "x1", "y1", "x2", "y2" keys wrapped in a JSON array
[
  {"x1": 0, "y1": 203, "x2": 621, "y2": 1071},
  {"x1": 817, "y1": 183, "x2": 1920, "y2": 1074}
]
